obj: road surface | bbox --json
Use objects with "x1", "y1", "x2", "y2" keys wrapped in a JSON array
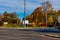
[{"x1": 0, "y1": 28, "x2": 60, "y2": 40}]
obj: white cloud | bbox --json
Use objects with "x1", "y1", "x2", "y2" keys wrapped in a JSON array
[
  {"x1": 0, "y1": 0, "x2": 60, "y2": 13},
  {"x1": 0, "y1": 0, "x2": 24, "y2": 12},
  {"x1": 0, "y1": 0, "x2": 60, "y2": 19}
]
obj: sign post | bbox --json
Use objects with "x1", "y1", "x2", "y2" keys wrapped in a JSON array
[{"x1": 22, "y1": 20, "x2": 29, "y2": 27}]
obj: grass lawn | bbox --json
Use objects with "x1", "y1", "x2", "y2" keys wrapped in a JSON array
[{"x1": 2, "y1": 24, "x2": 47, "y2": 28}]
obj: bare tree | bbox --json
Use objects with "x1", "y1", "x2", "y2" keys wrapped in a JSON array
[{"x1": 41, "y1": 1, "x2": 52, "y2": 27}]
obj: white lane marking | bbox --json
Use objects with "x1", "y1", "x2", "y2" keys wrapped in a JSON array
[
  {"x1": 27, "y1": 34, "x2": 60, "y2": 40},
  {"x1": 1, "y1": 33, "x2": 60, "y2": 40},
  {"x1": 4, "y1": 37, "x2": 31, "y2": 39},
  {"x1": 46, "y1": 34, "x2": 60, "y2": 37},
  {"x1": 14, "y1": 33, "x2": 60, "y2": 38},
  {"x1": 44, "y1": 36, "x2": 60, "y2": 40},
  {"x1": 0, "y1": 34, "x2": 59, "y2": 40},
  {"x1": 40, "y1": 34, "x2": 60, "y2": 40}
]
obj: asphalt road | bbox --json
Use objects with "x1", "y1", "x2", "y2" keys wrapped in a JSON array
[{"x1": 0, "y1": 28, "x2": 60, "y2": 40}]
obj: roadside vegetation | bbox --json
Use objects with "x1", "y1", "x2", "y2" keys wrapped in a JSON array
[{"x1": 0, "y1": 1, "x2": 60, "y2": 30}]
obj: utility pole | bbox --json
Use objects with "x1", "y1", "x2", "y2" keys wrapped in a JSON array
[
  {"x1": 41, "y1": 0, "x2": 51, "y2": 27},
  {"x1": 16, "y1": 8, "x2": 18, "y2": 27},
  {"x1": 24, "y1": 0, "x2": 26, "y2": 27},
  {"x1": 41, "y1": 1, "x2": 48, "y2": 27},
  {"x1": 54, "y1": 11, "x2": 57, "y2": 28}
]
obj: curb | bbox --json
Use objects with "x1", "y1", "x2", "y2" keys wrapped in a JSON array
[{"x1": 0, "y1": 27, "x2": 60, "y2": 33}]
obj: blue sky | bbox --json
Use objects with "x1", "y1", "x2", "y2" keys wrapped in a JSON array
[{"x1": 0, "y1": 0, "x2": 60, "y2": 19}]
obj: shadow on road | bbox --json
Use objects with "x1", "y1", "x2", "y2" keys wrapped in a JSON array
[{"x1": 31, "y1": 28, "x2": 60, "y2": 33}]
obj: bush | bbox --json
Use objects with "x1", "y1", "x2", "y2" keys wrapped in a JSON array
[
  {"x1": 0, "y1": 21, "x2": 3, "y2": 26},
  {"x1": 56, "y1": 23, "x2": 60, "y2": 30}
]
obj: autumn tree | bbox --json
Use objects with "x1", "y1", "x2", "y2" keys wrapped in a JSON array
[
  {"x1": 25, "y1": 1, "x2": 57, "y2": 27},
  {"x1": 2, "y1": 11, "x2": 9, "y2": 22},
  {"x1": 56, "y1": 10, "x2": 60, "y2": 30},
  {"x1": 1, "y1": 12, "x2": 21, "y2": 26},
  {"x1": 26, "y1": 7, "x2": 44, "y2": 26}
]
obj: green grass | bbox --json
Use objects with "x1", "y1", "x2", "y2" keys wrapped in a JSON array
[{"x1": 3, "y1": 24, "x2": 47, "y2": 28}]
